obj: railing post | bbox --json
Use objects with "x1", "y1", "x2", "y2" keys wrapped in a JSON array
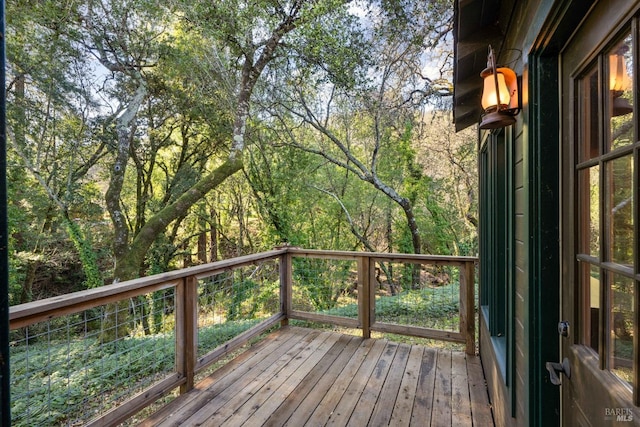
[
  {"x1": 460, "y1": 260, "x2": 476, "y2": 355},
  {"x1": 358, "y1": 256, "x2": 371, "y2": 339},
  {"x1": 280, "y1": 251, "x2": 292, "y2": 326},
  {"x1": 176, "y1": 276, "x2": 198, "y2": 393}
]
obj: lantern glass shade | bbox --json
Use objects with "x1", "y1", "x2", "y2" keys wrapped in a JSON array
[
  {"x1": 481, "y1": 71, "x2": 510, "y2": 110},
  {"x1": 478, "y1": 46, "x2": 521, "y2": 129},
  {"x1": 610, "y1": 54, "x2": 632, "y2": 92}
]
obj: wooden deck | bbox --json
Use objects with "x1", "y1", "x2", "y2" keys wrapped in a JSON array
[{"x1": 140, "y1": 326, "x2": 494, "y2": 427}]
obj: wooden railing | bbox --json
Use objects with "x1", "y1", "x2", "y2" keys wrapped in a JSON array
[{"x1": 9, "y1": 248, "x2": 477, "y2": 426}]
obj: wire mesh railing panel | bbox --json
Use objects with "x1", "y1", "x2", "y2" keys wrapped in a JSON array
[
  {"x1": 10, "y1": 289, "x2": 176, "y2": 427},
  {"x1": 291, "y1": 257, "x2": 359, "y2": 320},
  {"x1": 373, "y1": 261, "x2": 461, "y2": 332},
  {"x1": 196, "y1": 260, "x2": 280, "y2": 358}
]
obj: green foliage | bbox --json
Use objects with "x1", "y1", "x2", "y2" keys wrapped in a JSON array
[
  {"x1": 293, "y1": 258, "x2": 354, "y2": 311},
  {"x1": 227, "y1": 279, "x2": 258, "y2": 321},
  {"x1": 64, "y1": 217, "x2": 103, "y2": 289},
  {"x1": 375, "y1": 284, "x2": 460, "y2": 320},
  {"x1": 323, "y1": 282, "x2": 461, "y2": 326},
  {"x1": 147, "y1": 234, "x2": 178, "y2": 274},
  {"x1": 147, "y1": 240, "x2": 178, "y2": 333},
  {"x1": 6, "y1": 0, "x2": 477, "y2": 306},
  {"x1": 10, "y1": 318, "x2": 260, "y2": 427},
  {"x1": 197, "y1": 319, "x2": 262, "y2": 354},
  {"x1": 6, "y1": 0, "x2": 480, "y2": 420}
]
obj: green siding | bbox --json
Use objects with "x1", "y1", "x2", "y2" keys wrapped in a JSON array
[{"x1": 479, "y1": 128, "x2": 515, "y2": 418}]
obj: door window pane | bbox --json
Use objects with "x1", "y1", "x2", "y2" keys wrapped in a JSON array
[
  {"x1": 606, "y1": 155, "x2": 634, "y2": 267},
  {"x1": 608, "y1": 34, "x2": 634, "y2": 151},
  {"x1": 580, "y1": 68, "x2": 600, "y2": 162},
  {"x1": 610, "y1": 273, "x2": 634, "y2": 386},
  {"x1": 578, "y1": 166, "x2": 600, "y2": 257},
  {"x1": 579, "y1": 261, "x2": 600, "y2": 353},
  {"x1": 576, "y1": 29, "x2": 638, "y2": 394}
]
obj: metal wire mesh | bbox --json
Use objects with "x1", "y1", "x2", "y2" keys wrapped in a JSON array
[
  {"x1": 373, "y1": 261, "x2": 460, "y2": 332},
  {"x1": 196, "y1": 260, "x2": 280, "y2": 358},
  {"x1": 291, "y1": 257, "x2": 359, "y2": 319},
  {"x1": 10, "y1": 289, "x2": 176, "y2": 427}
]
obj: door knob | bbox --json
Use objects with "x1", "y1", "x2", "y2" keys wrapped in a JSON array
[
  {"x1": 558, "y1": 320, "x2": 570, "y2": 337},
  {"x1": 546, "y1": 358, "x2": 571, "y2": 385}
]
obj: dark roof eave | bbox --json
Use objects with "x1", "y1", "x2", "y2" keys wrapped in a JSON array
[{"x1": 453, "y1": 0, "x2": 505, "y2": 132}]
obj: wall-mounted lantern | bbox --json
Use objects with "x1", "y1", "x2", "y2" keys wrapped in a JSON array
[
  {"x1": 479, "y1": 46, "x2": 520, "y2": 129},
  {"x1": 610, "y1": 48, "x2": 633, "y2": 117}
]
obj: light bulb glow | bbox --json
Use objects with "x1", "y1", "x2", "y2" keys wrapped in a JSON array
[
  {"x1": 481, "y1": 72, "x2": 510, "y2": 110},
  {"x1": 610, "y1": 54, "x2": 632, "y2": 92}
]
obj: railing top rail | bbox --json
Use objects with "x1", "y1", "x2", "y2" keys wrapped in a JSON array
[
  {"x1": 10, "y1": 249, "x2": 286, "y2": 328},
  {"x1": 286, "y1": 247, "x2": 478, "y2": 263}
]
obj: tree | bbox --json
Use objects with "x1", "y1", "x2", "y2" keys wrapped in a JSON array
[
  {"x1": 7, "y1": 0, "x2": 367, "y2": 285},
  {"x1": 111, "y1": 0, "x2": 361, "y2": 281},
  {"x1": 6, "y1": 0, "x2": 477, "y2": 306},
  {"x1": 416, "y1": 112, "x2": 478, "y2": 255},
  {"x1": 6, "y1": 0, "x2": 111, "y2": 297},
  {"x1": 262, "y1": 0, "x2": 455, "y2": 255}
]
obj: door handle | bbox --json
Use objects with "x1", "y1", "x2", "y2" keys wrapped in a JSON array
[
  {"x1": 546, "y1": 358, "x2": 571, "y2": 385},
  {"x1": 558, "y1": 320, "x2": 570, "y2": 337}
]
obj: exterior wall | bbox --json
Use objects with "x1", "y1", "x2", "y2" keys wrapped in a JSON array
[
  {"x1": 512, "y1": 121, "x2": 526, "y2": 424},
  {"x1": 479, "y1": 114, "x2": 530, "y2": 427},
  {"x1": 480, "y1": 313, "x2": 514, "y2": 426},
  {"x1": 477, "y1": 1, "x2": 560, "y2": 426}
]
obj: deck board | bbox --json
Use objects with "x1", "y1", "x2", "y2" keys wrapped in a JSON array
[
  {"x1": 147, "y1": 327, "x2": 307, "y2": 427},
  {"x1": 369, "y1": 342, "x2": 411, "y2": 426},
  {"x1": 432, "y1": 350, "x2": 452, "y2": 427},
  {"x1": 451, "y1": 352, "x2": 473, "y2": 427},
  {"x1": 178, "y1": 329, "x2": 322, "y2": 426},
  {"x1": 139, "y1": 326, "x2": 494, "y2": 427},
  {"x1": 304, "y1": 333, "x2": 378, "y2": 427},
  {"x1": 390, "y1": 345, "x2": 424, "y2": 427},
  {"x1": 214, "y1": 331, "x2": 339, "y2": 427},
  {"x1": 410, "y1": 346, "x2": 437, "y2": 426},
  {"x1": 264, "y1": 334, "x2": 361, "y2": 427},
  {"x1": 467, "y1": 355, "x2": 495, "y2": 427},
  {"x1": 325, "y1": 339, "x2": 387, "y2": 426}
]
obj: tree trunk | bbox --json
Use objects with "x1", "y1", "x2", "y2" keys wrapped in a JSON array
[
  {"x1": 210, "y1": 206, "x2": 218, "y2": 262},
  {"x1": 105, "y1": 80, "x2": 147, "y2": 272},
  {"x1": 182, "y1": 240, "x2": 192, "y2": 268},
  {"x1": 113, "y1": 157, "x2": 243, "y2": 280},
  {"x1": 370, "y1": 176, "x2": 421, "y2": 255},
  {"x1": 197, "y1": 228, "x2": 207, "y2": 264}
]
